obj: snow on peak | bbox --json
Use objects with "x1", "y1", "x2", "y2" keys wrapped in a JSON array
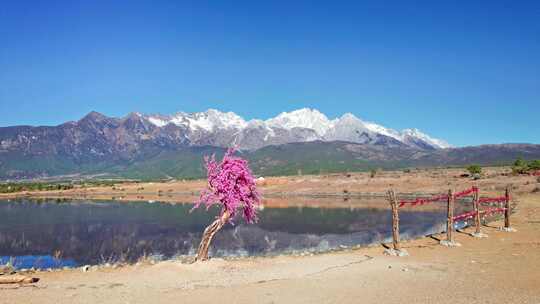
[
  {"x1": 186, "y1": 109, "x2": 247, "y2": 131},
  {"x1": 339, "y1": 113, "x2": 359, "y2": 122},
  {"x1": 266, "y1": 108, "x2": 333, "y2": 136},
  {"x1": 362, "y1": 121, "x2": 402, "y2": 141},
  {"x1": 330, "y1": 115, "x2": 449, "y2": 149},
  {"x1": 204, "y1": 109, "x2": 248, "y2": 129},
  {"x1": 146, "y1": 115, "x2": 169, "y2": 127},
  {"x1": 142, "y1": 108, "x2": 450, "y2": 149},
  {"x1": 146, "y1": 109, "x2": 247, "y2": 131},
  {"x1": 401, "y1": 128, "x2": 451, "y2": 149}
]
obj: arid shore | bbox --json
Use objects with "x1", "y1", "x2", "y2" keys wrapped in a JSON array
[{"x1": 1, "y1": 193, "x2": 539, "y2": 303}]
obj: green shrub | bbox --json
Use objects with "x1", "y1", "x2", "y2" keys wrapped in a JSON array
[
  {"x1": 466, "y1": 165, "x2": 482, "y2": 175},
  {"x1": 529, "y1": 160, "x2": 540, "y2": 171},
  {"x1": 0, "y1": 182, "x2": 73, "y2": 193},
  {"x1": 512, "y1": 158, "x2": 529, "y2": 174}
]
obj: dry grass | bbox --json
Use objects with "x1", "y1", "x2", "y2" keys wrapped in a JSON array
[{"x1": 3, "y1": 167, "x2": 537, "y2": 205}]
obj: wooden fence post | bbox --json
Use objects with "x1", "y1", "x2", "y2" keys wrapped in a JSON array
[
  {"x1": 471, "y1": 187, "x2": 487, "y2": 238},
  {"x1": 388, "y1": 190, "x2": 400, "y2": 251},
  {"x1": 474, "y1": 188, "x2": 481, "y2": 234},
  {"x1": 505, "y1": 185, "x2": 511, "y2": 229},
  {"x1": 446, "y1": 189, "x2": 454, "y2": 243}
]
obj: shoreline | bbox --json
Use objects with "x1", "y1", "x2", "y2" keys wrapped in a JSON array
[{"x1": 1, "y1": 193, "x2": 538, "y2": 303}]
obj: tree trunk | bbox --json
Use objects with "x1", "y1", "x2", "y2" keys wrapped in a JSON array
[
  {"x1": 387, "y1": 190, "x2": 400, "y2": 251},
  {"x1": 0, "y1": 275, "x2": 39, "y2": 284},
  {"x1": 195, "y1": 210, "x2": 231, "y2": 262}
]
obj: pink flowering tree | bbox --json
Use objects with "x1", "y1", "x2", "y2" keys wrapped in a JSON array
[{"x1": 193, "y1": 149, "x2": 261, "y2": 261}]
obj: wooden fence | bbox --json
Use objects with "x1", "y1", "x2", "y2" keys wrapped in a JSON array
[{"x1": 387, "y1": 185, "x2": 514, "y2": 253}]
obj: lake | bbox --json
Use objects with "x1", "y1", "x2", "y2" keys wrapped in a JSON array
[{"x1": 0, "y1": 198, "x2": 468, "y2": 269}]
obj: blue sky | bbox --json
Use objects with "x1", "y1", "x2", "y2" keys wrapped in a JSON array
[{"x1": 0, "y1": 1, "x2": 539, "y2": 146}]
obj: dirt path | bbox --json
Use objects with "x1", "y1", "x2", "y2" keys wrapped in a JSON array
[{"x1": 1, "y1": 194, "x2": 539, "y2": 304}]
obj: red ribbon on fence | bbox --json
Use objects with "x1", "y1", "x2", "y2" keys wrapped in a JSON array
[
  {"x1": 479, "y1": 196, "x2": 507, "y2": 204},
  {"x1": 398, "y1": 194, "x2": 449, "y2": 208},
  {"x1": 398, "y1": 186, "x2": 477, "y2": 208},
  {"x1": 452, "y1": 210, "x2": 476, "y2": 221},
  {"x1": 398, "y1": 187, "x2": 509, "y2": 210},
  {"x1": 482, "y1": 207, "x2": 507, "y2": 215},
  {"x1": 454, "y1": 186, "x2": 478, "y2": 199},
  {"x1": 452, "y1": 207, "x2": 506, "y2": 221}
]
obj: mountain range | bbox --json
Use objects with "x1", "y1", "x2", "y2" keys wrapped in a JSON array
[
  {"x1": 0, "y1": 108, "x2": 538, "y2": 180},
  {"x1": 139, "y1": 108, "x2": 450, "y2": 150}
]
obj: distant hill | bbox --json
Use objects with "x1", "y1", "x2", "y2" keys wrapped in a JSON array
[
  {"x1": 247, "y1": 142, "x2": 540, "y2": 177},
  {"x1": 2, "y1": 140, "x2": 539, "y2": 181}
]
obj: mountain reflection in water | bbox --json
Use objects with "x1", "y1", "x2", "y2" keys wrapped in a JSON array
[{"x1": 0, "y1": 199, "x2": 454, "y2": 269}]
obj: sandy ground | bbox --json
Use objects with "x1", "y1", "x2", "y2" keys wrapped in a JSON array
[{"x1": 1, "y1": 193, "x2": 539, "y2": 304}]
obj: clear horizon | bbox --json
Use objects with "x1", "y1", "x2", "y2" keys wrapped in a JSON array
[{"x1": 1, "y1": 1, "x2": 539, "y2": 146}]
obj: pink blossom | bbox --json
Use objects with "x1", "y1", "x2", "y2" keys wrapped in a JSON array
[{"x1": 193, "y1": 148, "x2": 261, "y2": 223}]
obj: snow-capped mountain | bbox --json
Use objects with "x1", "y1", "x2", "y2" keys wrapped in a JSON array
[
  {"x1": 7, "y1": 108, "x2": 540, "y2": 181},
  {"x1": 141, "y1": 108, "x2": 450, "y2": 150},
  {"x1": 0, "y1": 108, "x2": 450, "y2": 179}
]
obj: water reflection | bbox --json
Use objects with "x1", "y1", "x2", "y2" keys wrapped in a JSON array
[{"x1": 0, "y1": 199, "x2": 456, "y2": 269}]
